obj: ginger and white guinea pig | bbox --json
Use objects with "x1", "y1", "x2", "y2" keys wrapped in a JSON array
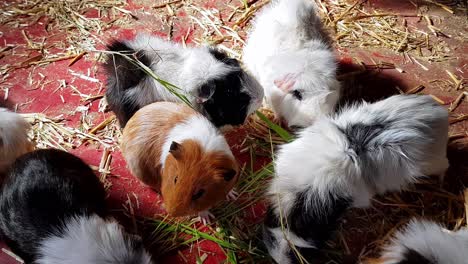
[
  {"x1": 104, "y1": 33, "x2": 264, "y2": 128},
  {"x1": 0, "y1": 107, "x2": 33, "y2": 174},
  {"x1": 121, "y1": 102, "x2": 239, "y2": 221},
  {"x1": 264, "y1": 94, "x2": 449, "y2": 264},
  {"x1": 375, "y1": 219, "x2": 468, "y2": 264},
  {"x1": 0, "y1": 149, "x2": 153, "y2": 264},
  {"x1": 243, "y1": 0, "x2": 340, "y2": 129}
]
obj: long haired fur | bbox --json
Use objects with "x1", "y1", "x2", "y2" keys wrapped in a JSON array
[
  {"x1": 265, "y1": 94, "x2": 449, "y2": 264},
  {"x1": 37, "y1": 214, "x2": 153, "y2": 264},
  {"x1": 243, "y1": 0, "x2": 340, "y2": 128},
  {"x1": 0, "y1": 108, "x2": 33, "y2": 174},
  {"x1": 378, "y1": 219, "x2": 468, "y2": 264},
  {"x1": 0, "y1": 149, "x2": 152, "y2": 263},
  {"x1": 104, "y1": 34, "x2": 263, "y2": 128}
]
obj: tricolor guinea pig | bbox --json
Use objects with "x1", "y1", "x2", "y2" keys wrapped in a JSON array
[
  {"x1": 264, "y1": 95, "x2": 449, "y2": 264},
  {"x1": 243, "y1": 0, "x2": 340, "y2": 129},
  {"x1": 121, "y1": 102, "x2": 239, "y2": 222},
  {"x1": 0, "y1": 107, "x2": 33, "y2": 174},
  {"x1": 373, "y1": 219, "x2": 468, "y2": 264},
  {"x1": 0, "y1": 149, "x2": 153, "y2": 264},
  {"x1": 104, "y1": 33, "x2": 263, "y2": 128}
]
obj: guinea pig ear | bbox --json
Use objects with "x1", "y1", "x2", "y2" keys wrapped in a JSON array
[
  {"x1": 169, "y1": 141, "x2": 183, "y2": 160},
  {"x1": 222, "y1": 169, "x2": 237, "y2": 182},
  {"x1": 195, "y1": 81, "x2": 216, "y2": 104},
  {"x1": 208, "y1": 48, "x2": 240, "y2": 67},
  {"x1": 274, "y1": 73, "x2": 297, "y2": 93}
]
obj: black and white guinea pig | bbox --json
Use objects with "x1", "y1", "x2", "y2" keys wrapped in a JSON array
[
  {"x1": 243, "y1": 0, "x2": 340, "y2": 129},
  {"x1": 0, "y1": 107, "x2": 33, "y2": 174},
  {"x1": 264, "y1": 94, "x2": 449, "y2": 264},
  {"x1": 375, "y1": 219, "x2": 468, "y2": 264},
  {"x1": 104, "y1": 33, "x2": 264, "y2": 128},
  {"x1": 0, "y1": 149, "x2": 153, "y2": 264}
]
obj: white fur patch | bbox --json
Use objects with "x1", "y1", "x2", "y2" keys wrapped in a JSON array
[
  {"x1": 0, "y1": 108, "x2": 32, "y2": 172},
  {"x1": 127, "y1": 34, "x2": 243, "y2": 105},
  {"x1": 160, "y1": 115, "x2": 233, "y2": 167},
  {"x1": 332, "y1": 94, "x2": 449, "y2": 195},
  {"x1": 36, "y1": 214, "x2": 152, "y2": 264},
  {"x1": 243, "y1": 0, "x2": 339, "y2": 128},
  {"x1": 270, "y1": 118, "x2": 367, "y2": 213},
  {"x1": 381, "y1": 219, "x2": 468, "y2": 264},
  {"x1": 267, "y1": 227, "x2": 316, "y2": 264},
  {"x1": 271, "y1": 94, "x2": 449, "y2": 215}
]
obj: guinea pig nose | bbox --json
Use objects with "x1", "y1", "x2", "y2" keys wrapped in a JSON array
[{"x1": 278, "y1": 117, "x2": 288, "y2": 128}]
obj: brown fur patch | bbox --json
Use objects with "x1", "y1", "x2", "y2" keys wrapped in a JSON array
[
  {"x1": 161, "y1": 139, "x2": 239, "y2": 217},
  {"x1": 121, "y1": 102, "x2": 195, "y2": 191}
]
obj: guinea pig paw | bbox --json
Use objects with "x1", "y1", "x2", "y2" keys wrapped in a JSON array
[
  {"x1": 198, "y1": 210, "x2": 215, "y2": 225},
  {"x1": 226, "y1": 189, "x2": 239, "y2": 201}
]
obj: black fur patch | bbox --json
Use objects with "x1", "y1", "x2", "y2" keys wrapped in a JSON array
[
  {"x1": 288, "y1": 190, "x2": 351, "y2": 249},
  {"x1": 264, "y1": 206, "x2": 281, "y2": 229},
  {"x1": 208, "y1": 48, "x2": 240, "y2": 67},
  {"x1": 203, "y1": 49, "x2": 251, "y2": 127},
  {"x1": 262, "y1": 206, "x2": 280, "y2": 252},
  {"x1": 263, "y1": 190, "x2": 351, "y2": 264},
  {"x1": 286, "y1": 246, "x2": 320, "y2": 264},
  {"x1": 104, "y1": 41, "x2": 152, "y2": 127},
  {"x1": 0, "y1": 149, "x2": 107, "y2": 262},
  {"x1": 339, "y1": 122, "x2": 387, "y2": 155},
  {"x1": 397, "y1": 248, "x2": 434, "y2": 264}
]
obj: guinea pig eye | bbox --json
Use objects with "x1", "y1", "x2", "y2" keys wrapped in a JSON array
[
  {"x1": 290, "y1": 89, "x2": 303, "y2": 101},
  {"x1": 174, "y1": 176, "x2": 178, "y2": 184},
  {"x1": 191, "y1": 189, "x2": 205, "y2": 201},
  {"x1": 197, "y1": 82, "x2": 216, "y2": 102},
  {"x1": 223, "y1": 169, "x2": 237, "y2": 182}
]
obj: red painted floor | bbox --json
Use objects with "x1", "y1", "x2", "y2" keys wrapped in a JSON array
[{"x1": 0, "y1": 0, "x2": 467, "y2": 263}]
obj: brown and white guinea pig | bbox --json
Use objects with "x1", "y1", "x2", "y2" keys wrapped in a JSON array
[
  {"x1": 121, "y1": 102, "x2": 239, "y2": 222},
  {"x1": 372, "y1": 219, "x2": 468, "y2": 264},
  {"x1": 0, "y1": 149, "x2": 153, "y2": 264},
  {"x1": 104, "y1": 33, "x2": 264, "y2": 129},
  {"x1": 0, "y1": 107, "x2": 33, "y2": 174}
]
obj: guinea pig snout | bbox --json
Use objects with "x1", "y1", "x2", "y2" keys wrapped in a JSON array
[
  {"x1": 162, "y1": 201, "x2": 185, "y2": 217},
  {"x1": 276, "y1": 116, "x2": 288, "y2": 128}
]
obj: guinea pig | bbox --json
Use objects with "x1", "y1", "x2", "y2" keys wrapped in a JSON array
[
  {"x1": 104, "y1": 33, "x2": 264, "y2": 128},
  {"x1": 0, "y1": 107, "x2": 33, "y2": 174},
  {"x1": 242, "y1": 0, "x2": 340, "y2": 129},
  {"x1": 374, "y1": 219, "x2": 468, "y2": 264},
  {"x1": 121, "y1": 102, "x2": 239, "y2": 223},
  {"x1": 0, "y1": 149, "x2": 153, "y2": 264},
  {"x1": 264, "y1": 94, "x2": 449, "y2": 264}
]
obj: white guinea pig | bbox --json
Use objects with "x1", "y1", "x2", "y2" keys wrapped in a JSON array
[
  {"x1": 105, "y1": 33, "x2": 264, "y2": 128},
  {"x1": 0, "y1": 149, "x2": 153, "y2": 264},
  {"x1": 376, "y1": 219, "x2": 468, "y2": 264},
  {"x1": 243, "y1": 0, "x2": 340, "y2": 128},
  {"x1": 264, "y1": 95, "x2": 449, "y2": 264},
  {"x1": 0, "y1": 107, "x2": 33, "y2": 174}
]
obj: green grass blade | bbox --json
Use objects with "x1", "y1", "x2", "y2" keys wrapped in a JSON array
[
  {"x1": 104, "y1": 50, "x2": 194, "y2": 108},
  {"x1": 255, "y1": 111, "x2": 293, "y2": 142}
]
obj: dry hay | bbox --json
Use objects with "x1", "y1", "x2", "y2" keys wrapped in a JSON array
[
  {"x1": 317, "y1": 0, "x2": 463, "y2": 63},
  {"x1": 0, "y1": 0, "x2": 132, "y2": 76}
]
